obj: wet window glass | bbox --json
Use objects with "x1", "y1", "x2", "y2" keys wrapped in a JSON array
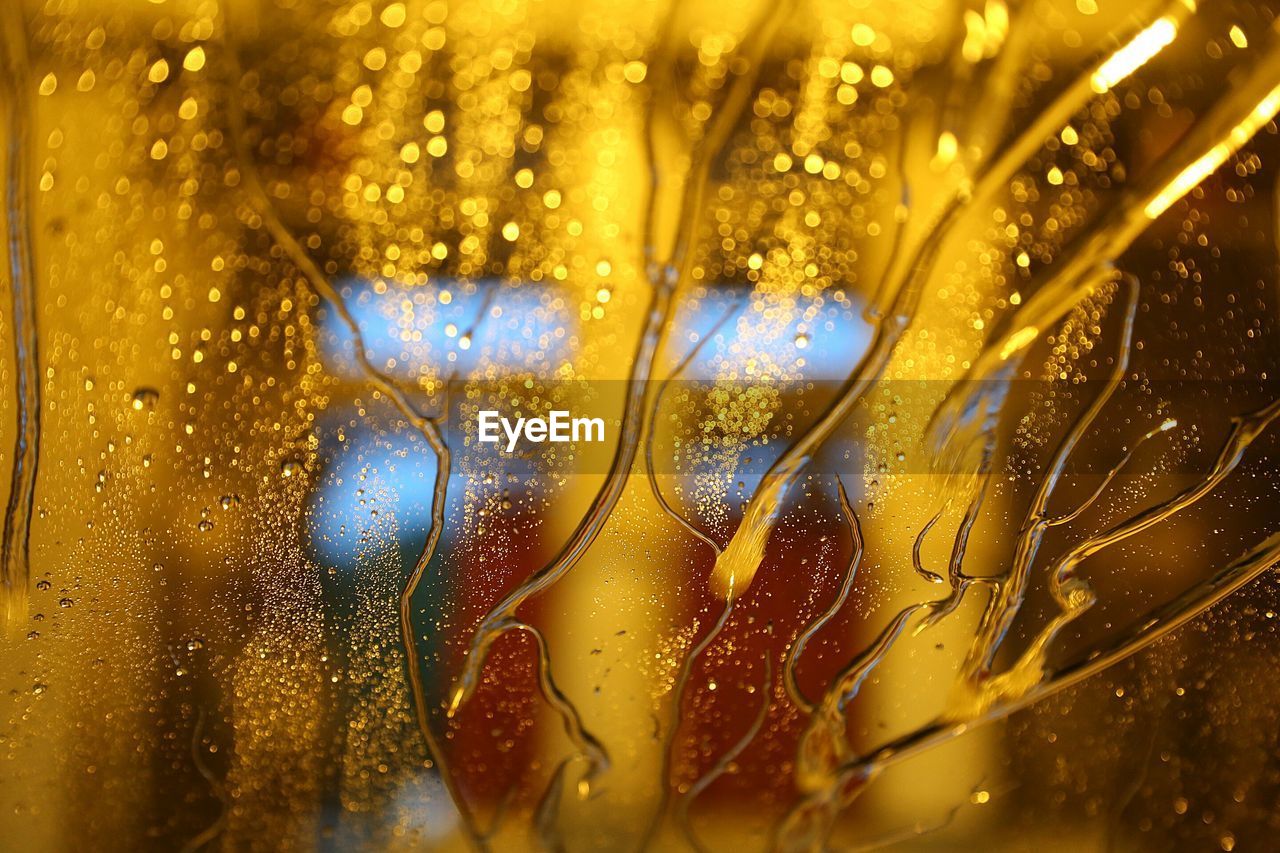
[{"x1": 2, "y1": 0, "x2": 1280, "y2": 850}]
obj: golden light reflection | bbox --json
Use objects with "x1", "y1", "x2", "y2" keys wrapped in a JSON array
[{"x1": 3, "y1": 0, "x2": 1280, "y2": 850}]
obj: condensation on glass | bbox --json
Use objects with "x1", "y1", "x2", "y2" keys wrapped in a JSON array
[{"x1": 2, "y1": 0, "x2": 1280, "y2": 850}]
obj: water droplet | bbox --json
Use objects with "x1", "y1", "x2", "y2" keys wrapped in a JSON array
[{"x1": 131, "y1": 388, "x2": 160, "y2": 411}]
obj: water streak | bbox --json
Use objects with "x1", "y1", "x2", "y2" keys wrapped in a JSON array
[
  {"x1": 0, "y1": 3, "x2": 41, "y2": 627},
  {"x1": 783, "y1": 476, "x2": 863, "y2": 714},
  {"x1": 217, "y1": 19, "x2": 478, "y2": 847},
  {"x1": 675, "y1": 655, "x2": 772, "y2": 853},
  {"x1": 643, "y1": 297, "x2": 743, "y2": 556},
  {"x1": 448, "y1": 0, "x2": 794, "y2": 782},
  {"x1": 708, "y1": 0, "x2": 1197, "y2": 605}
]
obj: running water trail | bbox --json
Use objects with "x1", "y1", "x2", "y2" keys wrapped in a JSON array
[
  {"x1": 706, "y1": 0, "x2": 1198, "y2": 605},
  {"x1": 782, "y1": 477, "x2": 863, "y2": 714},
  {"x1": 643, "y1": 298, "x2": 741, "y2": 556},
  {"x1": 0, "y1": 4, "x2": 42, "y2": 628},
  {"x1": 216, "y1": 18, "x2": 481, "y2": 848},
  {"x1": 445, "y1": 2, "x2": 795, "y2": 822},
  {"x1": 774, "y1": 277, "x2": 1280, "y2": 850},
  {"x1": 675, "y1": 654, "x2": 773, "y2": 853},
  {"x1": 766, "y1": 29, "x2": 1280, "y2": 847}
]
